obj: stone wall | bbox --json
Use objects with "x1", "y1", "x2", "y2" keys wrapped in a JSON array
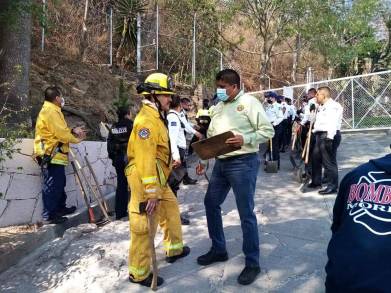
[{"x1": 0, "y1": 139, "x2": 116, "y2": 227}]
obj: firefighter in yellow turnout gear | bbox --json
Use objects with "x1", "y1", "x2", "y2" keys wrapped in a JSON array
[{"x1": 126, "y1": 73, "x2": 190, "y2": 288}]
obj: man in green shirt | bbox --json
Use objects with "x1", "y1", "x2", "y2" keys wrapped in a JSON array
[{"x1": 196, "y1": 69, "x2": 274, "y2": 285}]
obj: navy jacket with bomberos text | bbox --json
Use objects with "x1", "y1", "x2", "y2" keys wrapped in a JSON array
[{"x1": 325, "y1": 153, "x2": 391, "y2": 292}]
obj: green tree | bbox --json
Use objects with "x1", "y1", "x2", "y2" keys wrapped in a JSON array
[
  {"x1": 158, "y1": 0, "x2": 222, "y2": 86},
  {"x1": 307, "y1": 0, "x2": 381, "y2": 77},
  {"x1": 235, "y1": 0, "x2": 294, "y2": 76},
  {"x1": 0, "y1": 0, "x2": 32, "y2": 125},
  {"x1": 373, "y1": 0, "x2": 391, "y2": 70}
]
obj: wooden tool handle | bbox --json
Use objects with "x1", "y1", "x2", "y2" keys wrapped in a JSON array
[
  {"x1": 305, "y1": 122, "x2": 314, "y2": 164},
  {"x1": 301, "y1": 137, "x2": 308, "y2": 159},
  {"x1": 84, "y1": 155, "x2": 110, "y2": 212},
  {"x1": 291, "y1": 132, "x2": 297, "y2": 151},
  {"x1": 148, "y1": 214, "x2": 158, "y2": 291}
]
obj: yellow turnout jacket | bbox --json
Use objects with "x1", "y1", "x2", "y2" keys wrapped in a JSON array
[{"x1": 34, "y1": 101, "x2": 79, "y2": 165}]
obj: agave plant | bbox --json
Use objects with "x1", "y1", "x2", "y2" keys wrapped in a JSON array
[{"x1": 114, "y1": 0, "x2": 147, "y2": 68}]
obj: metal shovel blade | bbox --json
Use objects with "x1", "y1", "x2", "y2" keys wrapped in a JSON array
[
  {"x1": 265, "y1": 160, "x2": 278, "y2": 173},
  {"x1": 294, "y1": 165, "x2": 306, "y2": 183}
]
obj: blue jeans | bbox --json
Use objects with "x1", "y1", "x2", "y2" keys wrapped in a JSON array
[
  {"x1": 204, "y1": 153, "x2": 261, "y2": 267},
  {"x1": 42, "y1": 164, "x2": 67, "y2": 220}
]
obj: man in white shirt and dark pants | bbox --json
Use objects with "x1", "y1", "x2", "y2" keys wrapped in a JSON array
[
  {"x1": 179, "y1": 97, "x2": 203, "y2": 185},
  {"x1": 265, "y1": 92, "x2": 284, "y2": 169},
  {"x1": 305, "y1": 86, "x2": 343, "y2": 194},
  {"x1": 285, "y1": 97, "x2": 296, "y2": 151},
  {"x1": 167, "y1": 95, "x2": 191, "y2": 225}
]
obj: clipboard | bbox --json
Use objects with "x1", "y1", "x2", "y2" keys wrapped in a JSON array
[{"x1": 191, "y1": 131, "x2": 241, "y2": 160}]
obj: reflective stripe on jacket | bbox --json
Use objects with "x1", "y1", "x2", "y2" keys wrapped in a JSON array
[{"x1": 34, "y1": 101, "x2": 79, "y2": 165}]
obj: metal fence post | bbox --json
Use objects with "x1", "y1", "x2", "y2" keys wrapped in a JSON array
[
  {"x1": 156, "y1": 4, "x2": 159, "y2": 70},
  {"x1": 192, "y1": 13, "x2": 196, "y2": 86},
  {"x1": 41, "y1": 0, "x2": 46, "y2": 52},
  {"x1": 137, "y1": 13, "x2": 141, "y2": 73},
  {"x1": 109, "y1": 7, "x2": 113, "y2": 66},
  {"x1": 351, "y1": 79, "x2": 355, "y2": 129}
]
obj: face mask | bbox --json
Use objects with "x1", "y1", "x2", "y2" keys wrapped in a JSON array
[
  {"x1": 216, "y1": 88, "x2": 229, "y2": 102},
  {"x1": 61, "y1": 97, "x2": 65, "y2": 108}
]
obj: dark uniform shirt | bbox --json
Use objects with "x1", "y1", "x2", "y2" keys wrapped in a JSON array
[{"x1": 107, "y1": 118, "x2": 133, "y2": 163}]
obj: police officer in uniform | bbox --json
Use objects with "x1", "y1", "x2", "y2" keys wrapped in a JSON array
[
  {"x1": 107, "y1": 106, "x2": 133, "y2": 220},
  {"x1": 300, "y1": 88, "x2": 317, "y2": 150},
  {"x1": 179, "y1": 97, "x2": 203, "y2": 183},
  {"x1": 284, "y1": 97, "x2": 296, "y2": 151},
  {"x1": 279, "y1": 96, "x2": 289, "y2": 152},
  {"x1": 125, "y1": 73, "x2": 190, "y2": 288},
  {"x1": 305, "y1": 86, "x2": 343, "y2": 194},
  {"x1": 167, "y1": 95, "x2": 191, "y2": 225},
  {"x1": 265, "y1": 92, "x2": 284, "y2": 169}
]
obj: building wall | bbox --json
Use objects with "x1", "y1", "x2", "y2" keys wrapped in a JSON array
[{"x1": 0, "y1": 139, "x2": 116, "y2": 227}]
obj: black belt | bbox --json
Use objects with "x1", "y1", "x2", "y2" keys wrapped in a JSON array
[{"x1": 315, "y1": 131, "x2": 340, "y2": 135}]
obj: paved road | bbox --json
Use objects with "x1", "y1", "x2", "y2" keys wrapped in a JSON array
[{"x1": 0, "y1": 131, "x2": 389, "y2": 293}]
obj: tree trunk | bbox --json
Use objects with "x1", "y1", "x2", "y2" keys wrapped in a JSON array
[
  {"x1": 327, "y1": 66, "x2": 334, "y2": 80},
  {"x1": 79, "y1": 0, "x2": 89, "y2": 61},
  {"x1": 0, "y1": 0, "x2": 32, "y2": 126},
  {"x1": 260, "y1": 40, "x2": 270, "y2": 76},
  {"x1": 116, "y1": 17, "x2": 129, "y2": 68},
  {"x1": 291, "y1": 33, "x2": 302, "y2": 83}
]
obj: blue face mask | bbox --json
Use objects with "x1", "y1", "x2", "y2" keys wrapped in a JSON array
[{"x1": 216, "y1": 88, "x2": 229, "y2": 102}]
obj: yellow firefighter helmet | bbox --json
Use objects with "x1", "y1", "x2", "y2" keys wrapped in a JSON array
[{"x1": 137, "y1": 73, "x2": 175, "y2": 96}]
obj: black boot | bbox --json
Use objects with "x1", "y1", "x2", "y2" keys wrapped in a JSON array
[
  {"x1": 237, "y1": 266, "x2": 261, "y2": 285},
  {"x1": 42, "y1": 216, "x2": 68, "y2": 225},
  {"x1": 197, "y1": 249, "x2": 228, "y2": 266},
  {"x1": 129, "y1": 273, "x2": 164, "y2": 287},
  {"x1": 166, "y1": 246, "x2": 191, "y2": 263},
  {"x1": 182, "y1": 174, "x2": 197, "y2": 185},
  {"x1": 57, "y1": 206, "x2": 76, "y2": 216},
  {"x1": 180, "y1": 215, "x2": 190, "y2": 225}
]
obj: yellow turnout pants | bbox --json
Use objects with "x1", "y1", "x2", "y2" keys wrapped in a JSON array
[{"x1": 127, "y1": 167, "x2": 184, "y2": 282}]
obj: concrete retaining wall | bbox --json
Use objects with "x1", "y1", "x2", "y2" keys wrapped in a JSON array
[{"x1": 0, "y1": 139, "x2": 116, "y2": 227}]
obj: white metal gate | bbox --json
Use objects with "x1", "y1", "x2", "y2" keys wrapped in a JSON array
[{"x1": 248, "y1": 70, "x2": 391, "y2": 131}]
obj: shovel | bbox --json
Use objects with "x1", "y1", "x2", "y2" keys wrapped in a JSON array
[{"x1": 265, "y1": 138, "x2": 278, "y2": 173}]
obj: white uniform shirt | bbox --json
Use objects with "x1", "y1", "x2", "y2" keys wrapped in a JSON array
[
  {"x1": 288, "y1": 104, "x2": 296, "y2": 120},
  {"x1": 167, "y1": 110, "x2": 187, "y2": 161},
  {"x1": 313, "y1": 99, "x2": 343, "y2": 139},
  {"x1": 281, "y1": 102, "x2": 289, "y2": 119},
  {"x1": 179, "y1": 110, "x2": 197, "y2": 135},
  {"x1": 265, "y1": 102, "x2": 284, "y2": 126},
  {"x1": 336, "y1": 104, "x2": 343, "y2": 130},
  {"x1": 301, "y1": 98, "x2": 318, "y2": 125}
]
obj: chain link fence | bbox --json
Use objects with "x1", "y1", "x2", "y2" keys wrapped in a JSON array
[{"x1": 248, "y1": 70, "x2": 391, "y2": 131}]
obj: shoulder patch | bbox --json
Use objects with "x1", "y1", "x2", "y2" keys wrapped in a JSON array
[
  {"x1": 237, "y1": 105, "x2": 244, "y2": 112},
  {"x1": 138, "y1": 128, "x2": 151, "y2": 139}
]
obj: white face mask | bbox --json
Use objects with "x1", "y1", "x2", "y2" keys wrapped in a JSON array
[{"x1": 60, "y1": 97, "x2": 65, "y2": 108}]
